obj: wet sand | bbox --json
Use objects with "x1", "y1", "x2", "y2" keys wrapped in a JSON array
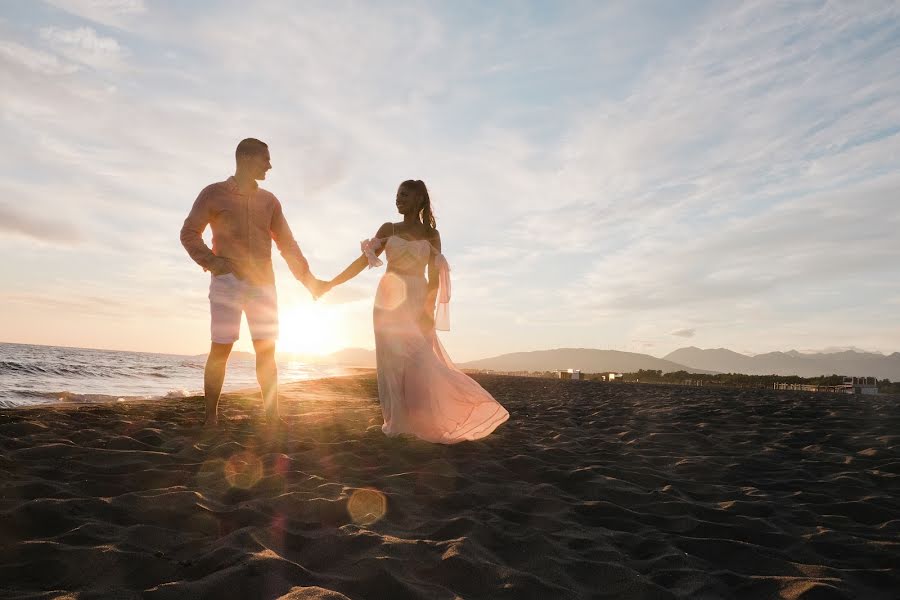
[{"x1": 1, "y1": 374, "x2": 898, "y2": 599}]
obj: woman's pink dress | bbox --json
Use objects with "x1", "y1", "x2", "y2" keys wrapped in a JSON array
[{"x1": 361, "y1": 236, "x2": 509, "y2": 443}]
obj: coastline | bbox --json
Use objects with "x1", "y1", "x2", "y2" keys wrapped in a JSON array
[
  {"x1": 0, "y1": 339, "x2": 372, "y2": 409},
  {"x1": 0, "y1": 367, "x2": 376, "y2": 411}
]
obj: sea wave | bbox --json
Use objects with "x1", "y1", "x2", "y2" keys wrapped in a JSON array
[
  {"x1": 0, "y1": 390, "x2": 144, "y2": 408},
  {"x1": 0, "y1": 359, "x2": 176, "y2": 380},
  {"x1": 1, "y1": 360, "x2": 115, "y2": 378}
]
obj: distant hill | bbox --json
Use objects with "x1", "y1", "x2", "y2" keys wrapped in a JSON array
[
  {"x1": 664, "y1": 347, "x2": 900, "y2": 379},
  {"x1": 204, "y1": 345, "x2": 900, "y2": 380},
  {"x1": 457, "y1": 348, "x2": 713, "y2": 374}
]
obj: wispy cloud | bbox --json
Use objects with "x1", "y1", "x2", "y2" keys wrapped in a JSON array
[
  {"x1": 0, "y1": 39, "x2": 78, "y2": 75},
  {"x1": 2, "y1": 292, "x2": 170, "y2": 318},
  {"x1": 0, "y1": 203, "x2": 83, "y2": 244},
  {"x1": 670, "y1": 329, "x2": 696, "y2": 339},
  {"x1": 43, "y1": 0, "x2": 146, "y2": 28},
  {"x1": 39, "y1": 25, "x2": 128, "y2": 70}
]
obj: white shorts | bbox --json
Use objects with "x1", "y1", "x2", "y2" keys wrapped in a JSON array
[{"x1": 209, "y1": 273, "x2": 278, "y2": 343}]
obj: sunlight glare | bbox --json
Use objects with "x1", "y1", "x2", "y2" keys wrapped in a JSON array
[{"x1": 278, "y1": 303, "x2": 346, "y2": 355}]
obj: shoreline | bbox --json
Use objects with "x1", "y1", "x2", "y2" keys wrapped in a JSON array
[{"x1": 0, "y1": 367, "x2": 376, "y2": 411}]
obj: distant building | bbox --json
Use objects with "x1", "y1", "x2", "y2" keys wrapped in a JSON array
[
  {"x1": 840, "y1": 376, "x2": 878, "y2": 395},
  {"x1": 773, "y1": 376, "x2": 879, "y2": 395},
  {"x1": 556, "y1": 369, "x2": 582, "y2": 380}
]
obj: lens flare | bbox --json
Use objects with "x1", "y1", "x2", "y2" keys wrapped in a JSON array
[
  {"x1": 375, "y1": 272, "x2": 407, "y2": 311},
  {"x1": 223, "y1": 451, "x2": 263, "y2": 489},
  {"x1": 347, "y1": 488, "x2": 387, "y2": 525}
]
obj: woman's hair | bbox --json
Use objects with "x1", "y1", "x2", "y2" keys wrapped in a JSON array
[{"x1": 402, "y1": 179, "x2": 436, "y2": 230}]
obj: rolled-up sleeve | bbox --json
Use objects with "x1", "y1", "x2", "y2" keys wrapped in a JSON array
[
  {"x1": 270, "y1": 199, "x2": 310, "y2": 280},
  {"x1": 180, "y1": 187, "x2": 218, "y2": 271}
]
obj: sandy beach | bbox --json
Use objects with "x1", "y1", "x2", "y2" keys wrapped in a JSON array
[{"x1": 1, "y1": 373, "x2": 897, "y2": 599}]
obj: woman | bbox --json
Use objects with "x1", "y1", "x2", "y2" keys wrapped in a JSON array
[{"x1": 323, "y1": 180, "x2": 509, "y2": 443}]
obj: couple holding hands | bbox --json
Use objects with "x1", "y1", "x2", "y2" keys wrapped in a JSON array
[{"x1": 180, "y1": 138, "x2": 508, "y2": 444}]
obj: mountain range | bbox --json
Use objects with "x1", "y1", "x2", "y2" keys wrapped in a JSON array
[
  {"x1": 298, "y1": 347, "x2": 706, "y2": 374},
  {"x1": 456, "y1": 348, "x2": 714, "y2": 374},
  {"x1": 272, "y1": 345, "x2": 900, "y2": 380},
  {"x1": 664, "y1": 347, "x2": 900, "y2": 379}
]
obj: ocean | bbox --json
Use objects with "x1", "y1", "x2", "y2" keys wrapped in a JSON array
[{"x1": 0, "y1": 342, "x2": 351, "y2": 408}]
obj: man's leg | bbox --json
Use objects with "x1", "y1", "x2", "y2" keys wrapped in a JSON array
[
  {"x1": 253, "y1": 339, "x2": 278, "y2": 421},
  {"x1": 246, "y1": 283, "x2": 279, "y2": 423},
  {"x1": 204, "y1": 342, "x2": 233, "y2": 425},
  {"x1": 207, "y1": 272, "x2": 242, "y2": 426}
]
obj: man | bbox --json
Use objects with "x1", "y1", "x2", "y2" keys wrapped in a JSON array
[{"x1": 180, "y1": 138, "x2": 323, "y2": 427}]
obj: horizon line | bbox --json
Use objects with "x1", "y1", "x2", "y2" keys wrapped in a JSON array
[{"x1": 0, "y1": 339, "x2": 894, "y2": 360}]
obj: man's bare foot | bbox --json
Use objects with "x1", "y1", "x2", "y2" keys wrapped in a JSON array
[{"x1": 203, "y1": 417, "x2": 220, "y2": 428}]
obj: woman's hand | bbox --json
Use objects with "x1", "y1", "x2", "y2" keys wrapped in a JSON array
[{"x1": 309, "y1": 278, "x2": 334, "y2": 300}]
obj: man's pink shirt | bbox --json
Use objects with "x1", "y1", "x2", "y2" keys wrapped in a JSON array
[{"x1": 180, "y1": 176, "x2": 309, "y2": 286}]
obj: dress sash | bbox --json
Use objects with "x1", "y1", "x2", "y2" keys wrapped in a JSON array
[
  {"x1": 360, "y1": 238, "x2": 384, "y2": 268},
  {"x1": 434, "y1": 253, "x2": 450, "y2": 331}
]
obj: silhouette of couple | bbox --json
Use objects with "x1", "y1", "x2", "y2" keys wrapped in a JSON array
[{"x1": 180, "y1": 139, "x2": 508, "y2": 443}]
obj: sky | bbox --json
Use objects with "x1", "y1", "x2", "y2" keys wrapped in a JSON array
[{"x1": 1, "y1": 0, "x2": 899, "y2": 362}]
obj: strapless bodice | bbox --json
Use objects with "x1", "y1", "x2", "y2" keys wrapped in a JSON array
[
  {"x1": 384, "y1": 236, "x2": 432, "y2": 272},
  {"x1": 360, "y1": 234, "x2": 451, "y2": 331}
]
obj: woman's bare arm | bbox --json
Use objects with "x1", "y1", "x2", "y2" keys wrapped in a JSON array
[{"x1": 327, "y1": 222, "x2": 393, "y2": 289}]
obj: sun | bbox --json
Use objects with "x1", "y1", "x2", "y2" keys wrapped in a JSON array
[{"x1": 277, "y1": 303, "x2": 346, "y2": 356}]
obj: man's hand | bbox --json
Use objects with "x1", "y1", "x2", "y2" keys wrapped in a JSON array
[
  {"x1": 209, "y1": 256, "x2": 233, "y2": 276},
  {"x1": 309, "y1": 278, "x2": 333, "y2": 300}
]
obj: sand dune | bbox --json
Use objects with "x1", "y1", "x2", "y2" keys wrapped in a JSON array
[{"x1": 1, "y1": 374, "x2": 898, "y2": 599}]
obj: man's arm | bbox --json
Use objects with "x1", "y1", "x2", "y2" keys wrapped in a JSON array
[
  {"x1": 270, "y1": 199, "x2": 317, "y2": 289},
  {"x1": 180, "y1": 188, "x2": 229, "y2": 274}
]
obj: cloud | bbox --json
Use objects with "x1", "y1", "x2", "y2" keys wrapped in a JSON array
[
  {"x1": 5, "y1": 293, "x2": 129, "y2": 318},
  {"x1": 574, "y1": 173, "x2": 900, "y2": 317},
  {"x1": 43, "y1": 0, "x2": 146, "y2": 28},
  {"x1": 503, "y1": 2, "x2": 900, "y2": 248},
  {"x1": 2, "y1": 289, "x2": 199, "y2": 321},
  {"x1": 0, "y1": 203, "x2": 83, "y2": 244},
  {"x1": 0, "y1": 39, "x2": 78, "y2": 75},
  {"x1": 39, "y1": 26, "x2": 128, "y2": 71},
  {"x1": 669, "y1": 328, "x2": 696, "y2": 339}
]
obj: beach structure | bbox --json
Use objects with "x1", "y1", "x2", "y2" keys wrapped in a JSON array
[
  {"x1": 773, "y1": 383, "x2": 832, "y2": 392},
  {"x1": 839, "y1": 376, "x2": 878, "y2": 395},
  {"x1": 556, "y1": 369, "x2": 582, "y2": 380},
  {"x1": 773, "y1": 376, "x2": 879, "y2": 395}
]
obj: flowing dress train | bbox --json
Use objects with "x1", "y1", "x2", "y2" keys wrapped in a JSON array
[{"x1": 360, "y1": 235, "x2": 509, "y2": 443}]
